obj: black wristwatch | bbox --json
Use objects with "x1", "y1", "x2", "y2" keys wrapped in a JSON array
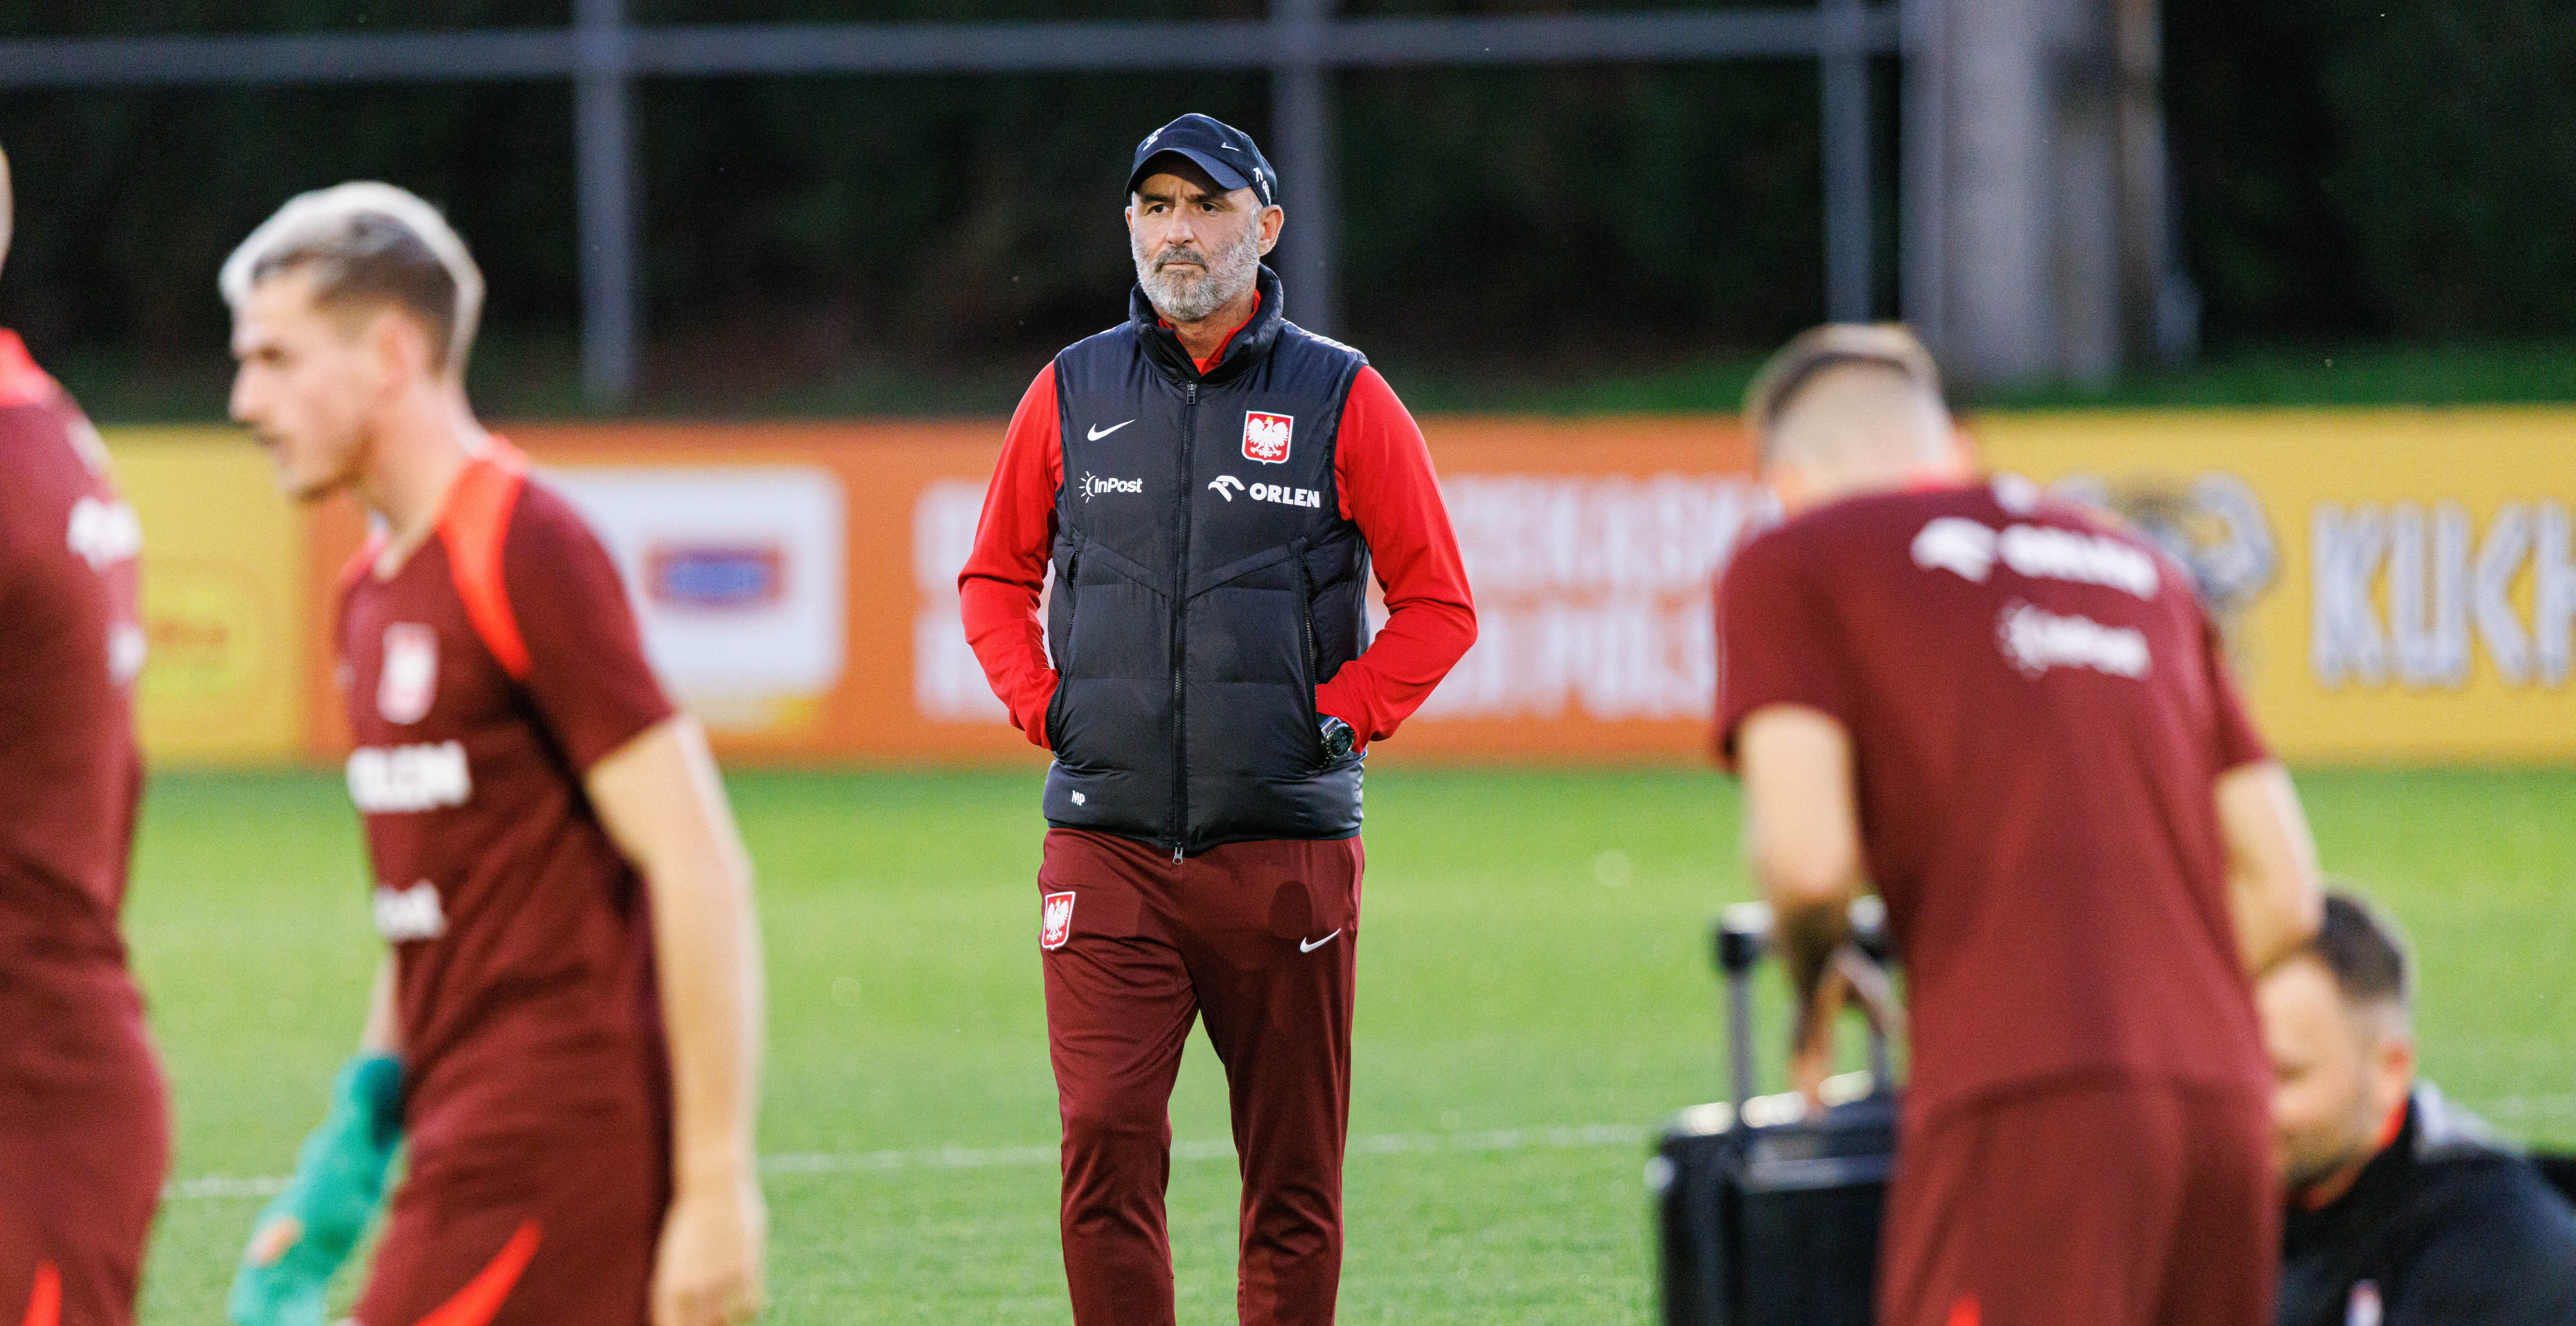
[{"x1": 1318, "y1": 716, "x2": 1356, "y2": 761}]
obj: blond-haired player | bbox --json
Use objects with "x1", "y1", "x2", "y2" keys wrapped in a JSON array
[{"x1": 223, "y1": 183, "x2": 765, "y2": 1326}]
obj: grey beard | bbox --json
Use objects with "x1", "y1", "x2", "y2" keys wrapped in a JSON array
[
  {"x1": 2281, "y1": 1136, "x2": 2379, "y2": 1195},
  {"x1": 1134, "y1": 224, "x2": 1261, "y2": 324}
]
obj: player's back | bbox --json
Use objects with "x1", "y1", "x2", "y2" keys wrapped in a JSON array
[
  {"x1": 1720, "y1": 477, "x2": 2268, "y2": 1124},
  {"x1": 0, "y1": 330, "x2": 154, "y2": 1100}
]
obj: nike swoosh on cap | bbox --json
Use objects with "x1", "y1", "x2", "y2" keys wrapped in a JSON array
[
  {"x1": 1088, "y1": 420, "x2": 1136, "y2": 440},
  {"x1": 1299, "y1": 929, "x2": 1341, "y2": 953}
]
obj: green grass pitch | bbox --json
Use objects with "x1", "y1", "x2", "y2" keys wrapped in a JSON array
[{"x1": 124, "y1": 766, "x2": 2576, "y2": 1323}]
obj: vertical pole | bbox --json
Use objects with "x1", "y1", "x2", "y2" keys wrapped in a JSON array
[
  {"x1": 576, "y1": 0, "x2": 638, "y2": 406},
  {"x1": 1821, "y1": 0, "x2": 1872, "y2": 323},
  {"x1": 1271, "y1": 0, "x2": 1339, "y2": 338},
  {"x1": 1899, "y1": 0, "x2": 1947, "y2": 351},
  {"x1": 2113, "y1": 0, "x2": 2182, "y2": 364}
]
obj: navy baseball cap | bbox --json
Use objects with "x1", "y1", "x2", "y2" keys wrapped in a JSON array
[{"x1": 1126, "y1": 113, "x2": 1278, "y2": 208}]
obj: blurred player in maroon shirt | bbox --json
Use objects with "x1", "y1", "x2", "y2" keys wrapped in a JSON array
[
  {"x1": 220, "y1": 185, "x2": 765, "y2": 1326},
  {"x1": 0, "y1": 146, "x2": 171, "y2": 1326},
  {"x1": 1715, "y1": 325, "x2": 2325, "y2": 1326}
]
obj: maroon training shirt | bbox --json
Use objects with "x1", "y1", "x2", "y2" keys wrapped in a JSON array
[
  {"x1": 337, "y1": 441, "x2": 674, "y2": 1174},
  {"x1": 1716, "y1": 478, "x2": 2271, "y2": 1124},
  {"x1": 0, "y1": 329, "x2": 158, "y2": 1106}
]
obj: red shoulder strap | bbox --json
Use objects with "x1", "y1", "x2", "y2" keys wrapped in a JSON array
[{"x1": 437, "y1": 439, "x2": 533, "y2": 682}]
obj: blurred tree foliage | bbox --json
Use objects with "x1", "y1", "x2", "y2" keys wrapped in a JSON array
[
  {"x1": 0, "y1": 0, "x2": 2565, "y2": 395},
  {"x1": 0, "y1": 0, "x2": 1830, "y2": 389},
  {"x1": 2165, "y1": 0, "x2": 2576, "y2": 345}
]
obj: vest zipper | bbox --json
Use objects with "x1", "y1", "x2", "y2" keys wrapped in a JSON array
[
  {"x1": 1052, "y1": 540, "x2": 1082, "y2": 750},
  {"x1": 1295, "y1": 553, "x2": 1320, "y2": 697},
  {"x1": 1171, "y1": 378, "x2": 1199, "y2": 864}
]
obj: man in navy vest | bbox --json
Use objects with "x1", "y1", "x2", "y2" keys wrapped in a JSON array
[{"x1": 959, "y1": 113, "x2": 1476, "y2": 1326}]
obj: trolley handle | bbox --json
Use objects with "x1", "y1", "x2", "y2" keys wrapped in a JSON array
[{"x1": 1710, "y1": 897, "x2": 1895, "y2": 1110}]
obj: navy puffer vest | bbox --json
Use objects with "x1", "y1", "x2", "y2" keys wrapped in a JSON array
[{"x1": 1042, "y1": 265, "x2": 1370, "y2": 854}]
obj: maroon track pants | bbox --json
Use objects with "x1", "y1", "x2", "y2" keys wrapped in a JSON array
[
  {"x1": 1038, "y1": 828, "x2": 1362, "y2": 1326},
  {"x1": 1877, "y1": 1077, "x2": 2276, "y2": 1326},
  {"x1": 0, "y1": 1033, "x2": 168, "y2": 1326}
]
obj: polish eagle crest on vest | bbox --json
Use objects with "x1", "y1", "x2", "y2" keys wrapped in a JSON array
[{"x1": 1242, "y1": 411, "x2": 1294, "y2": 464}]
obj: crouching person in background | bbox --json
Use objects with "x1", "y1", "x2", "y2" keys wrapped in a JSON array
[{"x1": 2262, "y1": 891, "x2": 2576, "y2": 1326}]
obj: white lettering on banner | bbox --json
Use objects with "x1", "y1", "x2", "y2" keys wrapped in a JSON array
[
  {"x1": 2389, "y1": 504, "x2": 2471, "y2": 688},
  {"x1": 915, "y1": 480, "x2": 1012, "y2": 722},
  {"x1": 2473, "y1": 505, "x2": 2534, "y2": 683},
  {"x1": 2311, "y1": 499, "x2": 2576, "y2": 690},
  {"x1": 909, "y1": 472, "x2": 1777, "y2": 727},
  {"x1": 1420, "y1": 475, "x2": 1778, "y2": 721},
  {"x1": 346, "y1": 742, "x2": 471, "y2": 813},
  {"x1": 2312, "y1": 505, "x2": 2390, "y2": 686},
  {"x1": 1425, "y1": 595, "x2": 1719, "y2": 720},
  {"x1": 2541, "y1": 504, "x2": 2576, "y2": 686}
]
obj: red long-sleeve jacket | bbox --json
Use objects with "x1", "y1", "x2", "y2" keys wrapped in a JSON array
[{"x1": 959, "y1": 353, "x2": 1475, "y2": 753}]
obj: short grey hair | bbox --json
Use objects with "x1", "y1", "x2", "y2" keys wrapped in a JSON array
[
  {"x1": 220, "y1": 182, "x2": 484, "y2": 373},
  {"x1": 2306, "y1": 890, "x2": 2413, "y2": 1014}
]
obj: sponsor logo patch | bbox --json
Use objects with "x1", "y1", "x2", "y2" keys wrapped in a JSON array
[
  {"x1": 66, "y1": 496, "x2": 142, "y2": 570},
  {"x1": 346, "y1": 741, "x2": 472, "y2": 814},
  {"x1": 1912, "y1": 517, "x2": 2160, "y2": 598},
  {"x1": 377, "y1": 622, "x2": 439, "y2": 724},
  {"x1": 646, "y1": 543, "x2": 786, "y2": 611},
  {"x1": 1041, "y1": 891, "x2": 1077, "y2": 950},
  {"x1": 1080, "y1": 472, "x2": 1144, "y2": 501},
  {"x1": 1996, "y1": 600, "x2": 2151, "y2": 679},
  {"x1": 1208, "y1": 475, "x2": 1322, "y2": 509},
  {"x1": 373, "y1": 880, "x2": 447, "y2": 942},
  {"x1": 108, "y1": 622, "x2": 147, "y2": 686},
  {"x1": 1242, "y1": 412, "x2": 1293, "y2": 465}
]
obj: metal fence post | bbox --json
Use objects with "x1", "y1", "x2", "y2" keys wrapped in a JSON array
[
  {"x1": 1898, "y1": 0, "x2": 1947, "y2": 350},
  {"x1": 576, "y1": 0, "x2": 639, "y2": 406},
  {"x1": 1821, "y1": 0, "x2": 1872, "y2": 323},
  {"x1": 0, "y1": 8, "x2": 1911, "y2": 378},
  {"x1": 1271, "y1": 0, "x2": 1339, "y2": 339}
]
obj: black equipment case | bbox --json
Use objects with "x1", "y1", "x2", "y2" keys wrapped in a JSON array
[{"x1": 1650, "y1": 900, "x2": 1901, "y2": 1326}]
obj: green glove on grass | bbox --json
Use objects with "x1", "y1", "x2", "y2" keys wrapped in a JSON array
[{"x1": 228, "y1": 1053, "x2": 403, "y2": 1326}]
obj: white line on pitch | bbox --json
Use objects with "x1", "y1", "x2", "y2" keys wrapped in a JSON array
[{"x1": 166, "y1": 1123, "x2": 1650, "y2": 1199}]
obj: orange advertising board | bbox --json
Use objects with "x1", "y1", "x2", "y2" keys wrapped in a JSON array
[
  {"x1": 124, "y1": 407, "x2": 2572, "y2": 770},
  {"x1": 293, "y1": 418, "x2": 1764, "y2": 767}
]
